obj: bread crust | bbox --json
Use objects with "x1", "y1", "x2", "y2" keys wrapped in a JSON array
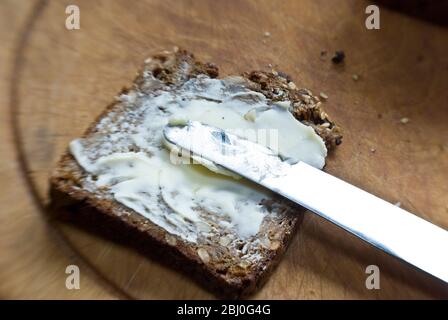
[{"x1": 49, "y1": 48, "x2": 341, "y2": 298}]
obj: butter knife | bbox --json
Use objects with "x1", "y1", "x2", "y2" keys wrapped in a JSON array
[{"x1": 163, "y1": 121, "x2": 448, "y2": 283}]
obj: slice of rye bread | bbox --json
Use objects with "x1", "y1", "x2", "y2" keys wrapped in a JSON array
[{"x1": 49, "y1": 48, "x2": 342, "y2": 298}]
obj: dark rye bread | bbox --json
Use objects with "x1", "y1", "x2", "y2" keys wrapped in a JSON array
[{"x1": 50, "y1": 48, "x2": 342, "y2": 298}]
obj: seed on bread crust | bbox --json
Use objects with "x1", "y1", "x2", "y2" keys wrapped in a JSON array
[{"x1": 197, "y1": 248, "x2": 211, "y2": 264}]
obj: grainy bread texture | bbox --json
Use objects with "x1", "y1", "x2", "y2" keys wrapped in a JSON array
[{"x1": 50, "y1": 48, "x2": 342, "y2": 298}]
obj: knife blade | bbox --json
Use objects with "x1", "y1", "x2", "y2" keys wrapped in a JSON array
[{"x1": 163, "y1": 121, "x2": 448, "y2": 283}]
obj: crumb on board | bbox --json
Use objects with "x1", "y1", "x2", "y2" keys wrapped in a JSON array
[
  {"x1": 319, "y1": 92, "x2": 329, "y2": 100},
  {"x1": 400, "y1": 117, "x2": 410, "y2": 124},
  {"x1": 352, "y1": 74, "x2": 360, "y2": 81},
  {"x1": 264, "y1": 31, "x2": 271, "y2": 37},
  {"x1": 332, "y1": 50, "x2": 345, "y2": 64},
  {"x1": 320, "y1": 50, "x2": 327, "y2": 60},
  {"x1": 370, "y1": 148, "x2": 376, "y2": 153}
]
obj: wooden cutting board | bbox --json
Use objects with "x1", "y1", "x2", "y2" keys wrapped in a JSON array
[{"x1": 1, "y1": 0, "x2": 447, "y2": 299}]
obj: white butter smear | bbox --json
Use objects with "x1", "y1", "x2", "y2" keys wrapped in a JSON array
[{"x1": 69, "y1": 75, "x2": 327, "y2": 243}]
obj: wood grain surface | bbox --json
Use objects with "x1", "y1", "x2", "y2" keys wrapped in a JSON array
[{"x1": 1, "y1": 0, "x2": 448, "y2": 299}]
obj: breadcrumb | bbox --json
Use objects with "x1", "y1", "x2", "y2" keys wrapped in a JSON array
[{"x1": 319, "y1": 92, "x2": 329, "y2": 100}]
